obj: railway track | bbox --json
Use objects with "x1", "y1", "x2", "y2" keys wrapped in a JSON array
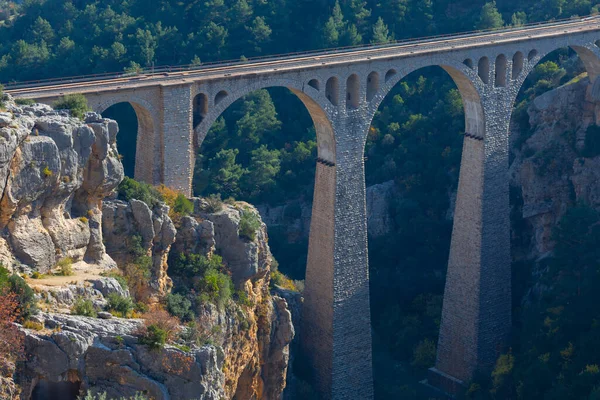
[{"x1": 5, "y1": 15, "x2": 600, "y2": 97}]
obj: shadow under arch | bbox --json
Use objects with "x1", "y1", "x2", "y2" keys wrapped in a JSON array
[
  {"x1": 97, "y1": 99, "x2": 160, "y2": 184},
  {"x1": 363, "y1": 63, "x2": 484, "y2": 397},
  {"x1": 194, "y1": 80, "x2": 335, "y2": 164}
]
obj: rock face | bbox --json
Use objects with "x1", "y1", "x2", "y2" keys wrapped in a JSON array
[
  {"x1": 17, "y1": 313, "x2": 226, "y2": 400},
  {"x1": 0, "y1": 98, "x2": 123, "y2": 272},
  {"x1": 510, "y1": 78, "x2": 600, "y2": 258},
  {"x1": 176, "y1": 201, "x2": 295, "y2": 400},
  {"x1": 102, "y1": 199, "x2": 177, "y2": 299}
]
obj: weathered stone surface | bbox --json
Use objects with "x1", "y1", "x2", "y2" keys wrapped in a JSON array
[
  {"x1": 90, "y1": 277, "x2": 130, "y2": 299},
  {"x1": 365, "y1": 180, "x2": 398, "y2": 238},
  {"x1": 202, "y1": 203, "x2": 270, "y2": 286},
  {"x1": 511, "y1": 78, "x2": 600, "y2": 258},
  {"x1": 0, "y1": 99, "x2": 123, "y2": 272},
  {"x1": 102, "y1": 199, "x2": 176, "y2": 299},
  {"x1": 18, "y1": 312, "x2": 227, "y2": 400}
]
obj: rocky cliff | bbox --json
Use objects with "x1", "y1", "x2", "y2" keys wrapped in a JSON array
[
  {"x1": 0, "y1": 96, "x2": 294, "y2": 400},
  {"x1": 510, "y1": 77, "x2": 600, "y2": 260}
]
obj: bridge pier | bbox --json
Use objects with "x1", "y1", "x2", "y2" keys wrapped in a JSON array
[
  {"x1": 430, "y1": 91, "x2": 514, "y2": 395},
  {"x1": 161, "y1": 84, "x2": 195, "y2": 195},
  {"x1": 303, "y1": 109, "x2": 374, "y2": 400}
]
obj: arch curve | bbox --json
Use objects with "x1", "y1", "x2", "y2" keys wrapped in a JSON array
[
  {"x1": 195, "y1": 78, "x2": 336, "y2": 164},
  {"x1": 94, "y1": 96, "x2": 161, "y2": 184}
]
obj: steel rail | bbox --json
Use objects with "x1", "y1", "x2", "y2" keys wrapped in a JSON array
[{"x1": 5, "y1": 15, "x2": 600, "y2": 94}]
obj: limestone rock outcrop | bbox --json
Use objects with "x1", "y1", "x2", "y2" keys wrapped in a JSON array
[
  {"x1": 17, "y1": 313, "x2": 226, "y2": 400},
  {"x1": 0, "y1": 98, "x2": 123, "y2": 273},
  {"x1": 510, "y1": 77, "x2": 600, "y2": 258},
  {"x1": 102, "y1": 199, "x2": 177, "y2": 299}
]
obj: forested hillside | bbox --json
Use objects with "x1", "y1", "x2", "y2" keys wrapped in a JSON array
[{"x1": 2, "y1": 1, "x2": 600, "y2": 399}]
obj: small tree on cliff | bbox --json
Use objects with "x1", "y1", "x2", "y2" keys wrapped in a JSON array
[{"x1": 53, "y1": 93, "x2": 90, "y2": 119}]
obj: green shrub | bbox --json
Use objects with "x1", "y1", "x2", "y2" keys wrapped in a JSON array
[
  {"x1": 106, "y1": 293, "x2": 135, "y2": 317},
  {"x1": 15, "y1": 98, "x2": 35, "y2": 106},
  {"x1": 53, "y1": 94, "x2": 90, "y2": 119},
  {"x1": 234, "y1": 290, "x2": 253, "y2": 307},
  {"x1": 169, "y1": 252, "x2": 223, "y2": 279},
  {"x1": 239, "y1": 209, "x2": 261, "y2": 241},
  {"x1": 56, "y1": 257, "x2": 74, "y2": 276},
  {"x1": 0, "y1": 84, "x2": 5, "y2": 108},
  {"x1": 81, "y1": 391, "x2": 149, "y2": 400},
  {"x1": 0, "y1": 266, "x2": 37, "y2": 321},
  {"x1": 31, "y1": 271, "x2": 43, "y2": 279},
  {"x1": 139, "y1": 324, "x2": 167, "y2": 349},
  {"x1": 197, "y1": 267, "x2": 233, "y2": 309},
  {"x1": 23, "y1": 320, "x2": 44, "y2": 331},
  {"x1": 117, "y1": 177, "x2": 164, "y2": 208},
  {"x1": 42, "y1": 165, "x2": 53, "y2": 178},
  {"x1": 71, "y1": 297, "x2": 97, "y2": 317},
  {"x1": 165, "y1": 293, "x2": 195, "y2": 322},
  {"x1": 173, "y1": 193, "x2": 193, "y2": 216},
  {"x1": 203, "y1": 194, "x2": 223, "y2": 213}
]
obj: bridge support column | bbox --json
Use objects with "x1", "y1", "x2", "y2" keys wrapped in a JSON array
[
  {"x1": 303, "y1": 112, "x2": 373, "y2": 400},
  {"x1": 429, "y1": 96, "x2": 513, "y2": 396},
  {"x1": 161, "y1": 84, "x2": 195, "y2": 195}
]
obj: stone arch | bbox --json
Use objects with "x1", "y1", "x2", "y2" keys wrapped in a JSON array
[
  {"x1": 478, "y1": 57, "x2": 490, "y2": 84},
  {"x1": 346, "y1": 73, "x2": 360, "y2": 109},
  {"x1": 95, "y1": 97, "x2": 160, "y2": 184},
  {"x1": 385, "y1": 69, "x2": 397, "y2": 82},
  {"x1": 215, "y1": 90, "x2": 228, "y2": 105},
  {"x1": 369, "y1": 62, "x2": 484, "y2": 140},
  {"x1": 512, "y1": 51, "x2": 524, "y2": 79},
  {"x1": 195, "y1": 78, "x2": 335, "y2": 164},
  {"x1": 326, "y1": 76, "x2": 340, "y2": 106},
  {"x1": 512, "y1": 43, "x2": 600, "y2": 101},
  {"x1": 366, "y1": 71, "x2": 380, "y2": 102},
  {"x1": 528, "y1": 49, "x2": 538, "y2": 61},
  {"x1": 308, "y1": 79, "x2": 320, "y2": 91},
  {"x1": 193, "y1": 93, "x2": 209, "y2": 128},
  {"x1": 495, "y1": 54, "x2": 508, "y2": 87}
]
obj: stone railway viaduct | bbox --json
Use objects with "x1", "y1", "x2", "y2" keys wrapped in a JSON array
[{"x1": 8, "y1": 17, "x2": 600, "y2": 399}]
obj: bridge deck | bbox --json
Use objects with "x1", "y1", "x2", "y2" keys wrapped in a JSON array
[{"x1": 6, "y1": 16, "x2": 600, "y2": 99}]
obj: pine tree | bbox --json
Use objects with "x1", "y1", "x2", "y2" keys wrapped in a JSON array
[
  {"x1": 371, "y1": 17, "x2": 392, "y2": 44},
  {"x1": 478, "y1": 2, "x2": 504, "y2": 30}
]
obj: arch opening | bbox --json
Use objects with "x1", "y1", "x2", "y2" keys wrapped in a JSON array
[
  {"x1": 365, "y1": 64, "x2": 483, "y2": 396},
  {"x1": 308, "y1": 79, "x2": 320, "y2": 91},
  {"x1": 478, "y1": 56, "x2": 490, "y2": 84},
  {"x1": 215, "y1": 90, "x2": 228, "y2": 105},
  {"x1": 190, "y1": 84, "x2": 336, "y2": 396},
  {"x1": 512, "y1": 51, "x2": 524, "y2": 79},
  {"x1": 385, "y1": 69, "x2": 397, "y2": 82},
  {"x1": 193, "y1": 93, "x2": 209, "y2": 128},
  {"x1": 495, "y1": 54, "x2": 508, "y2": 87},
  {"x1": 346, "y1": 73, "x2": 360, "y2": 109},
  {"x1": 528, "y1": 49, "x2": 538, "y2": 61},
  {"x1": 505, "y1": 44, "x2": 600, "y2": 400},
  {"x1": 464, "y1": 59, "x2": 474, "y2": 69},
  {"x1": 367, "y1": 72, "x2": 380, "y2": 102},
  {"x1": 101, "y1": 101, "x2": 157, "y2": 182},
  {"x1": 326, "y1": 76, "x2": 340, "y2": 106}
]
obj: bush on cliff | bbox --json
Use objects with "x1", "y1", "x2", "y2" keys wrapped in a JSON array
[
  {"x1": 239, "y1": 208, "x2": 261, "y2": 241},
  {"x1": 118, "y1": 177, "x2": 164, "y2": 208},
  {"x1": 106, "y1": 293, "x2": 135, "y2": 318},
  {"x1": 71, "y1": 297, "x2": 97, "y2": 318},
  {"x1": 0, "y1": 266, "x2": 37, "y2": 321},
  {"x1": 53, "y1": 94, "x2": 90, "y2": 119}
]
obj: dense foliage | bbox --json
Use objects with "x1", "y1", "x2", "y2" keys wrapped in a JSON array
[{"x1": 2, "y1": 0, "x2": 600, "y2": 82}]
